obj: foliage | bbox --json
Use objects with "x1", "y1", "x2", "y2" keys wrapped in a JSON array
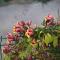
[
  {"x1": 35, "y1": 0, "x2": 52, "y2": 3},
  {"x1": 2, "y1": 15, "x2": 60, "y2": 60}
]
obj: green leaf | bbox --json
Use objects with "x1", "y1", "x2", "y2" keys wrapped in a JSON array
[
  {"x1": 44, "y1": 33, "x2": 53, "y2": 46},
  {"x1": 26, "y1": 45, "x2": 32, "y2": 53},
  {"x1": 19, "y1": 51, "x2": 27, "y2": 60},
  {"x1": 53, "y1": 37, "x2": 58, "y2": 47},
  {"x1": 19, "y1": 45, "x2": 32, "y2": 60},
  {"x1": 3, "y1": 54, "x2": 11, "y2": 60},
  {"x1": 44, "y1": 35, "x2": 49, "y2": 46}
]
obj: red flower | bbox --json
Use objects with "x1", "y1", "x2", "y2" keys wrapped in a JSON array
[
  {"x1": 44, "y1": 15, "x2": 54, "y2": 26},
  {"x1": 26, "y1": 28, "x2": 34, "y2": 36},
  {"x1": 3, "y1": 44, "x2": 10, "y2": 54},
  {"x1": 15, "y1": 22, "x2": 21, "y2": 28},
  {"x1": 45, "y1": 15, "x2": 54, "y2": 20},
  {"x1": 16, "y1": 27, "x2": 23, "y2": 32},
  {"x1": 7, "y1": 33, "x2": 14, "y2": 42},
  {"x1": 13, "y1": 21, "x2": 25, "y2": 33},
  {"x1": 32, "y1": 39, "x2": 36, "y2": 44},
  {"x1": 19, "y1": 21, "x2": 25, "y2": 26},
  {"x1": 15, "y1": 21, "x2": 25, "y2": 27}
]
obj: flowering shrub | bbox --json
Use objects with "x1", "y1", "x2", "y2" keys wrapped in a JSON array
[{"x1": 2, "y1": 15, "x2": 60, "y2": 60}]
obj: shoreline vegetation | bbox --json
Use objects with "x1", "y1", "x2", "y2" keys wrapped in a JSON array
[{"x1": 0, "y1": 0, "x2": 52, "y2": 6}]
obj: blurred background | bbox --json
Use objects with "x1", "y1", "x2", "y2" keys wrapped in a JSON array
[{"x1": 0, "y1": 0, "x2": 60, "y2": 36}]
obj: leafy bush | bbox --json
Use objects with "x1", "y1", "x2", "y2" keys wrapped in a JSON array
[{"x1": 2, "y1": 15, "x2": 60, "y2": 60}]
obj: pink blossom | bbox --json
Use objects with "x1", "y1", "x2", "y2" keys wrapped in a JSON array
[
  {"x1": 27, "y1": 28, "x2": 34, "y2": 36},
  {"x1": 13, "y1": 21, "x2": 25, "y2": 33},
  {"x1": 7, "y1": 33, "x2": 14, "y2": 42},
  {"x1": 3, "y1": 44, "x2": 10, "y2": 54},
  {"x1": 19, "y1": 21, "x2": 25, "y2": 26},
  {"x1": 46, "y1": 15, "x2": 54, "y2": 20}
]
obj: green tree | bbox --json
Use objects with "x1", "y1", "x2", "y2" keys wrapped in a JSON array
[{"x1": 35, "y1": 0, "x2": 52, "y2": 3}]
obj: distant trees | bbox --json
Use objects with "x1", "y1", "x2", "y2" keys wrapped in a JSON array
[
  {"x1": 35, "y1": 0, "x2": 52, "y2": 3},
  {"x1": 0, "y1": 0, "x2": 11, "y2": 5},
  {"x1": 0, "y1": 0, "x2": 52, "y2": 5},
  {"x1": 4, "y1": 0, "x2": 11, "y2": 2},
  {"x1": 0, "y1": 0, "x2": 11, "y2": 2}
]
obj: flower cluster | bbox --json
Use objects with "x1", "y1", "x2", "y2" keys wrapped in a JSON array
[{"x1": 2, "y1": 21, "x2": 35, "y2": 54}]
